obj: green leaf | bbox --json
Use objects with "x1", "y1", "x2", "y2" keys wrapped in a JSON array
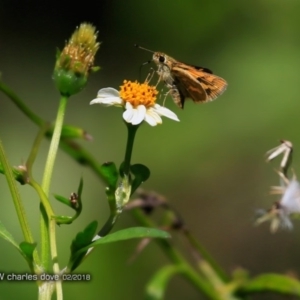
[
  {"x1": 19, "y1": 242, "x2": 37, "y2": 271},
  {"x1": 53, "y1": 215, "x2": 73, "y2": 224},
  {"x1": 71, "y1": 221, "x2": 98, "y2": 253},
  {"x1": 0, "y1": 220, "x2": 20, "y2": 249},
  {"x1": 130, "y1": 164, "x2": 150, "y2": 194},
  {"x1": 53, "y1": 178, "x2": 83, "y2": 224},
  {"x1": 100, "y1": 162, "x2": 118, "y2": 189},
  {"x1": 0, "y1": 221, "x2": 37, "y2": 269},
  {"x1": 146, "y1": 265, "x2": 185, "y2": 300},
  {"x1": 239, "y1": 273, "x2": 300, "y2": 296},
  {"x1": 69, "y1": 220, "x2": 98, "y2": 271},
  {"x1": 76, "y1": 177, "x2": 83, "y2": 213},
  {"x1": 54, "y1": 194, "x2": 71, "y2": 207},
  {"x1": 75, "y1": 227, "x2": 170, "y2": 256},
  {"x1": 46, "y1": 124, "x2": 93, "y2": 140},
  {"x1": 69, "y1": 227, "x2": 170, "y2": 272}
]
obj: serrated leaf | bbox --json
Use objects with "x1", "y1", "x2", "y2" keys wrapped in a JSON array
[
  {"x1": 71, "y1": 221, "x2": 98, "y2": 253},
  {"x1": 146, "y1": 265, "x2": 185, "y2": 300},
  {"x1": 130, "y1": 164, "x2": 150, "y2": 194},
  {"x1": 69, "y1": 221, "x2": 98, "y2": 271},
  {"x1": 239, "y1": 273, "x2": 300, "y2": 296}
]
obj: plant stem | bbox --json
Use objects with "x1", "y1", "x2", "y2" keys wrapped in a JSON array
[
  {"x1": 98, "y1": 214, "x2": 119, "y2": 237},
  {"x1": 0, "y1": 140, "x2": 35, "y2": 248},
  {"x1": 0, "y1": 81, "x2": 44, "y2": 126},
  {"x1": 40, "y1": 95, "x2": 68, "y2": 300},
  {"x1": 183, "y1": 229, "x2": 229, "y2": 282},
  {"x1": 123, "y1": 123, "x2": 139, "y2": 176},
  {"x1": 42, "y1": 96, "x2": 68, "y2": 195},
  {"x1": 95, "y1": 123, "x2": 139, "y2": 241}
]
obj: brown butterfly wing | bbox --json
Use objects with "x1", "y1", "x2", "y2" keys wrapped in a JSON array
[
  {"x1": 195, "y1": 72, "x2": 227, "y2": 101},
  {"x1": 172, "y1": 64, "x2": 227, "y2": 104}
]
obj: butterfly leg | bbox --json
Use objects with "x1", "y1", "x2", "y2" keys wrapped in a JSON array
[{"x1": 145, "y1": 68, "x2": 156, "y2": 84}]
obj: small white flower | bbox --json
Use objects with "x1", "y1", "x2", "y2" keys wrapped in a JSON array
[
  {"x1": 280, "y1": 179, "x2": 300, "y2": 214},
  {"x1": 90, "y1": 81, "x2": 179, "y2": 126},
  {"x1": 266, "y1": 140, "x2": 293, "y2": 169},
  {"x1": 256, "y1": 176, "x2": 300, "y2": 233}
]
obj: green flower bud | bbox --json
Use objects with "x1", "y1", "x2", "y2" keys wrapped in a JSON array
[{"x1": 53, "y1": 23, "x2": 100, "y2": 96}]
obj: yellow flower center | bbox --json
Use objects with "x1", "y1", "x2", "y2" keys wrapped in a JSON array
[{"x1": 119, "y1": 80, "x2": 158, "y2": 108}]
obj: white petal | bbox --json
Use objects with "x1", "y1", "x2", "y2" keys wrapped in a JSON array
[
  {"x1": 125, "y1": 102, "x2": 133, "y2": 110},
  {"x1": 97, "y1": 87, "x2": 120, "y2": 98},
  {"x1": 278, "y1": 211, "x2": 293, "y2": 230},
  {"x1": 153, "y1": 104, "x2": 180, "y2": 122},
  {"x1": 144, "y1": 109, "x2": 162, "y2": 126},
  {"x1": 90, "y1": 88, "x2": 122, "y2": 106},
  {"x1": 144, "y1": 114, "x2": 158, "y2": 126},
  {"x1": 281, "y1": 180, "x2": 300, "y2": 213},
  {"x1": 131, "y1": 105, "x2": 146, "y2": 125},
  {"x1": 123, "y1": 103, "x2": 135, "y2": 122}
]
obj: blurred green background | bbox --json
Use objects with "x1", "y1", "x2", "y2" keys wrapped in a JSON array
[{"x1": 1, "y1": 0, "x2": 300, "y2": 299}]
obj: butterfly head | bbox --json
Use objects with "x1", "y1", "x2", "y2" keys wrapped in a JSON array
[{"x1": 153, "y1": 52, "x2": 174, "y2": 69}]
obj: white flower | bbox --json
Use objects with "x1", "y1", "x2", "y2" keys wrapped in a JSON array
[
  {"x1": 280, "y1": 179, "x2": 300, "y2": 214},
  {"x1": 256, "y1": 177, "x2": 300, "y2": 233},
  {"x1": 90, "y1": 81, "x2": 179, "y2": 126},
  {"x1": 266, "y1": 140, "x2": 293, "y2": 170}
]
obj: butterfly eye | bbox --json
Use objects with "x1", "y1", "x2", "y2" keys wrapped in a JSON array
[{"x1": 159, "y1": 56, "x2": 165, "y2": 63}]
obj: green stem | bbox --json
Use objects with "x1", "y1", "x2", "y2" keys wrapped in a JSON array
[
  {"x1": 0, "y1": 140, "x2": 33, "y2": 242},
  {"x1": 98, "y1": 214, "x2": 119, "y2": 237},
  {"x1": 0, "y1": 140, "x2": 37, "y2": 267},
  {"x1": 30, "y1": 180, "x2": 55, "y2": 218},
  {"x1": 42, "y1": 95, "x2": 68, "y2": 195},
  {"x1": 199, "y1": 261, "x2": 240, "y2": 300},
  {"x1": 93, "y1": 123, "x2": 139, "y2": 247},
  {"x1": 0, "y1": 81, "x2": 44, "y2": 126},
  {"x1": 98, "y1": 123, "x2": 139, "y2": 236},
  {"x1": 183, "y1": 230, "x2": 229, "y2": 282},
  {"x1": 38, "y1": 282, "x2": 55, "y2": 300},
  {"x1": 26, "y1": 125, "x2": 49, "y2": 173},
  {"x1": 39, "y1": 206, "x2": 50, "y2": 271},
  {"x1": 123, "y1": 123, "x2": 139, "y2": 175},
  {"x1": 40, "y1": 95, "x2": 68, "y2": 300}
]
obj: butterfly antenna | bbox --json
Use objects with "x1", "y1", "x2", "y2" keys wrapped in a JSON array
[
  {"x1": 134, "y1": 44, "x2": 155, "y2": 53},
  {"x1": 135, "y1": 44, "x2": 156, "y2": 81}
]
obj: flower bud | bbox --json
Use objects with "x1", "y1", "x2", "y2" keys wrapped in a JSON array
[{"x1": 53, "y1": 23, "x2": 100, "y2": 96}]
